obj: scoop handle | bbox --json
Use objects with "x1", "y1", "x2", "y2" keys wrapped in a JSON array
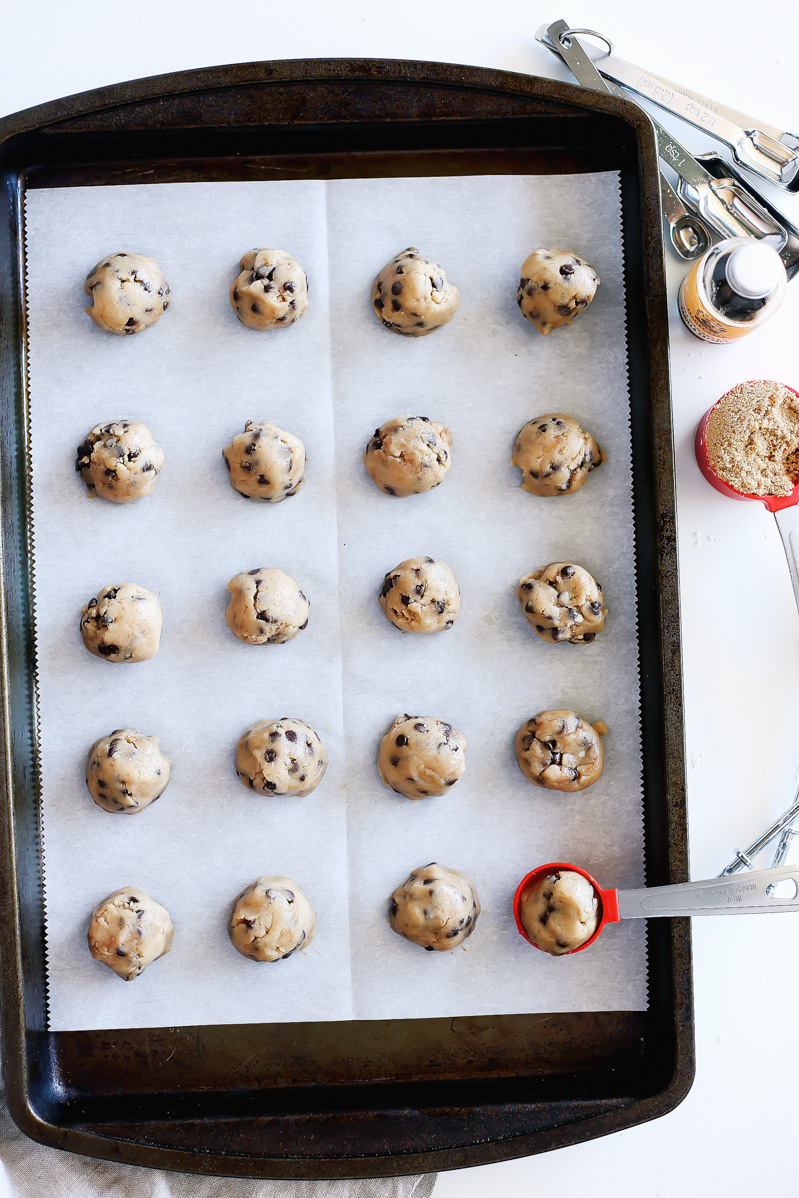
[
  {"x1": 774, "y1": 507, "x2": 799, "y2": 616},
  {"x1": 617, "y1": 867, "x2": 799, "y2": 918}
]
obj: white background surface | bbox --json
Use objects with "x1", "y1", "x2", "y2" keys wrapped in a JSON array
[{"x1": 2, "y1": 1, "x2": 798, "y2": 1193}]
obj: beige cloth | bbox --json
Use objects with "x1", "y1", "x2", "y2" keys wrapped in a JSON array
[{"x1": 0, "y1": 1046, "x2": 436, "y2": 1198}]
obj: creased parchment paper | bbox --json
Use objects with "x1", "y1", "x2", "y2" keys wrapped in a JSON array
[{"x1": 24, "y1": 173, "x2": 647, "y2": 1031}]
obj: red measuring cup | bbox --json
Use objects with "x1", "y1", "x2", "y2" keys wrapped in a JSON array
[
  {"x1": 513, "y1": 862, "x2": 618, "y2": 954},
  {"x1": 513, "y1": 861, "x2": 799, "y2": 954},
  {"x1": 695, "y1": 382, "x2": 799, "y2": 609}
]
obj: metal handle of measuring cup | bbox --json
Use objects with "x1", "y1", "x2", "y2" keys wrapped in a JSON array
[
  {"x1": 539, "y1": 22, "x2": 787, "y2": 250},
  {"x1": 556, "y1": 38, "x2": 799, "y2": 191},
  {"x1": 618, "y1": 868, "x2": 799, "y2": 918}
]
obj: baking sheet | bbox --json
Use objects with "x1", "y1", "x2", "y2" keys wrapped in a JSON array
[{"x1": 24, "y1": 173, "x2": 647, "y2": 1032}]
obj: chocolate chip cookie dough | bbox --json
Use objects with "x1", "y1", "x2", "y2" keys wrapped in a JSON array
[
  {"x1": 225, "y1": 568, "x2": 309, "y2": 645},
  {"x1": 516, "y1": 249, "x2": 599, "y2": 335},
  {"x1": 371, "y1": 247, "x2": 459, "y2": 336},
  {"x1": 518, "y1": 869, "x2": 599, "y2": 955},
  {"x1": 511, "y1": 415, "x2": 605, "y2": 497},
  {"x1": 515, "y1": 710, "x2": 606, "y2": 792},
  {"x1": 235, "y1": 718, "x2": 327, "y2": 797},
  {"x1": 84, "y1": 252, "x2": 170, "y2": 335},
  {"x1": 76, "y1": 420, "x2": 164, "y2": 503},
  {"x1": 379, "y1": 557, "x2": 460, "y2": 633},
  {"x1": 378, "y1": 714, "x2": 466, "y2": 799},
  {"x1": 229, "y1": 249, "x2": 308, "y2": 330},
  {"x1": 80, "y1": 584, "x2": 163, "y2": 662},
  {"x1": 516, "y1": 563, "x2": 606, "y2": 643},
  {"x1": 222, "y1": 419, "x2": 305, "y2": 501},
  {"x1": 86, "y1": 729, "x2": 172, "y2": 813},
  {"x1": 389, "y1": 863, "x2": 480, "y2": 951},
  {"x1": 228, "y1": 876, "x2": 316, "y2": 962},
  {"x1": 88, "y1": 887, "x2": 174, "y2": 980},
  {"x1": 363, "y1": 415, "x2": 452, "y2": 497}
]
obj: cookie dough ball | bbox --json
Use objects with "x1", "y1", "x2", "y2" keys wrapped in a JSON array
[
  {"x1": 222, "y1": 419, "x2": 305, "y2": 502},
  {"x1": 87, "y1": 887, "x2": 174, "y2": 980},
  {"x1": 84, "y1": 252, "x2": 170, "y2": 335},
  {"x1": 230, "y1": 248, "x2": 308, "y2": 330},
  {"x1": 516, "y1": 249, "x2": 599, "y2": 335},
  {"x1": 511, "y1": 414, "x2": 605, "y2": 497},
  {"x1": 228, "y1": 876, "x2": 316, "y2": 962},
  {"x1": 519, "y1": 869, "x2": 599, "y2": 955},
  {"x1": 86, "y1": 728, "x2": 172, "y2": 813},
  {"x1": 372, "y1": 247, "x2": 459, "y2": 336},
  {"x1": 378, "y1": 714, "x2": 466, "y2": 799},
  {"x1": 389, "y1": 863, "x2": 480, "y2": 951},
  {"x1": 516, "y1": 562, "x2": 606, "y2": 644},
  {"x1": 363, "y1": 415, "x2": 452, "y2": 497},
  {"x1": 75, "y1": 420, "x2": 164, "y2": 503},
  {"x1": 235, "y1": 718, "x2": 327, "y2": 797},
  {"x1": 515, "y1": 710, "x2": 605, "y2": 792},
  {"x1": 80, "y1": 583, "x2": 163, "y2": 662},
  {"x1": 379, "y1": 556, "x2": 460, "y2": 633},
  {"x1": 225, "y1": 568, "x2": 309, "y2": 645}
]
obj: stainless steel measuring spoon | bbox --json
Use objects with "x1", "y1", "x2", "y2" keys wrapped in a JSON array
[
  {"x1": 538, "y1": 33, "x2": 799, "y2": 191},
  {"x1": 697, "y1": 152, "x2": 799, "y2": 280},
  {"x1": 660, "y1": 172, "x2": 714, "y2": 260},
  {"x1": 514, "y1": 861, "x2": 799, "y2": 954},
  {"x1": 539, "y1": 22, "x2": 788, "y2": 249}
]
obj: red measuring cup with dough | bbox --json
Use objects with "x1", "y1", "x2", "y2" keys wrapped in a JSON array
[
  {"x1": 695, "y1": 382, "x2": 799, "y2": 611},
  {"x1": 512, "y1": 861, "x2": 799, "y2": 955}
]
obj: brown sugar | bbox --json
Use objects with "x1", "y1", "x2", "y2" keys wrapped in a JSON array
[{"x1": 704, "y1": 380, "x2": 799, "y2": 497}]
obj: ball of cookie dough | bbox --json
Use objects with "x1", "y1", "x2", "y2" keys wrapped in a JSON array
[
  {"x1": 378, "y1": 714, "x2": 466, "y2": 799},
  {"x1": 511, "y1": 414, "x2": 605, "y2": 497},
  {"x1": 516, "y1": 249, "x2": 599, "y2": 336},
  {"x1": 515, "y1": 710, "x2": 605, "y2": 792},
  {"x1": 87, "y1": 887, "x2": 174, "y2": 980},
  {"x1": 228, "y1": 875, "x2": 316, "y2": 962},
  {"x1": 516, "y1": 562, "x2": 606, "y2": 644},
  {"x1": 86, "y1": 728, "x2": 172, "y2": 813},
  {"x1": 389, "y1": 863, "x2": 480, "y2": 951},
  {"x1": 80, "y1": 583, "x2": 163, "y2": 662},
  {"x1": 379, "y1": 557, "x2": 460, "y2": 633},
  {"x1": 230, "y1": 248, "x2": 308, "y2": 330},
  {"x1": 225, "y1": 568, "x2": 310, "y2": 645},
  {"x1": 363, "y1": 415, "x2": 452, "y2": 497},
  {"x1": 518, "y1": 869, "x2": 599, "y2": 955},
  {"x1": 75, "y1": 420, "x2": 164, "y2": 503},
  {"x1": 235, "y1": 717, "x2": 327, "y2": 797},
  {"x1": 222, "y1": 419, "x2": 305, "y2": 502},
  {"x1": 371, "y1": 247, "x2": 459, "y2": 336},
  {"x1": 84, "y1": 252, "x2": 170, "y2": 335}
]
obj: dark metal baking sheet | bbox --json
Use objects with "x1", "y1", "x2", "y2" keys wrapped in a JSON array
[{"x1": 0, "y1": 59, "x2": 693, "y2": 1178}]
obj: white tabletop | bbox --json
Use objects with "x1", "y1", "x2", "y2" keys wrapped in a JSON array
[{"x1": 2, "y1": 2, "x2": 798, "y2": 1193}]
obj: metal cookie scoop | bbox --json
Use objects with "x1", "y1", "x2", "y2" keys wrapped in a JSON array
[
  {"x1": 513, "y1": 861, "x2": 799, "y2": 955},
  {"x1": 539, "y1": 22, "x2": 789, "y2": 251}
]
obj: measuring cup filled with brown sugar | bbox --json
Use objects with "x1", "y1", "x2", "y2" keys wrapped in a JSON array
[
  {"x1": 695, "y1": 380, "x2": 799, "y2": 611},
  {"x1": 512, "y1": 862, "x2": 799, "y2": 955}
]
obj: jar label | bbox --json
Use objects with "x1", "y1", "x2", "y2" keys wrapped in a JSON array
[{"x1": 678, "y1": 272, "x2": 750, "y2": 344}]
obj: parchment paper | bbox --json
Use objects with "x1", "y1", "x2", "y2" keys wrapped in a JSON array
[{"x1": 24, "y1": 173, "x2": 647, "y2": 1032}]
